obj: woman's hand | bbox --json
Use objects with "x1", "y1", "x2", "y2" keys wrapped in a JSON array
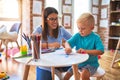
[
  {"x1": 42, "y1": 42, "x2": 60, "y2": 49},
  {"x1": 49, "y1": 42, "x2": 60, "y2": 49}
]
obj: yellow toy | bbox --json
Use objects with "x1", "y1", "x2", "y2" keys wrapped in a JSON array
[
  {"x1": 0, "y1": 72, "x2": 9, "y2": 79},
  {"x1": 0, "y1": 72, "x2": 6, "y2": 78},
  {"x1": 20, "y1": 45, "x2": 27, "y2": 56}
]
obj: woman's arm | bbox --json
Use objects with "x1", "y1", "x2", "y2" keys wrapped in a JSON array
[
  {"x1": 60, "y1": 26, "x2": 72, "y2": 40},
  {"x1": 42, "y1": 42, "x2": 60, "y2": 49},
  {"x1": 62, "y1": 39, "x2": 66, "y2": 48},
  {"x1": 48, "y1": 42, "x2": 60, "y2": 49},
  {"x1": 42, "y1": 43, "x2": 48, "y2": 49}
]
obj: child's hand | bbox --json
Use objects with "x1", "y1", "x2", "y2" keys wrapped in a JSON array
[
  {"x1": 77, "y1": 48, "x2": 86, "y2": 54},
  {"x1": 65, "y1": 48, "x2": 72, "y2": 54}
]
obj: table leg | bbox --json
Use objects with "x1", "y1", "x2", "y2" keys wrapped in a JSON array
[
  {"x1": 23, "y1": 65, "x2": 30, "y2": 80},
  {"x1": 51, "y1": 67, "x2": 55, "y2": 80},
  {"x1": 72, "y1": 64, "x2": 80, "y2": 80}
]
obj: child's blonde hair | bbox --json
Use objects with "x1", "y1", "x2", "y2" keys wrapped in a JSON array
[{"x1": 77, "y1": 13, "x2": 95, "y2": 27}]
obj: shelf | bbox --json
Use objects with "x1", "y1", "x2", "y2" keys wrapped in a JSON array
[
  {"x1": 108, "y1": 0, "x2": 120, "y2": 50},
  {"x1": 111, "y1": 0, "x2": 120, "y2": 1},
  {"x1": 110, "y1": 11, "x2": 120, "y2": 13},
  {"x1": 109, "y1": 24, "x2": 120, "y2": 27},
  {"x1": 109, "y1": 37, "x2": 120, "y2": 40},
  {"x1": 108, "y1": 39, "x2": 118, "y2": 50}
]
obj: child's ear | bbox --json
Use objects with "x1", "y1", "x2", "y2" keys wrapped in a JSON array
[{"x1": 91, "y1": 26, "x2": 94, "y2": 30}]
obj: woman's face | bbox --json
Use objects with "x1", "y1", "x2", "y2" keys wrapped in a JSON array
[{"x1": 46, "y1": 13, "x2": 58, "y2": 30}]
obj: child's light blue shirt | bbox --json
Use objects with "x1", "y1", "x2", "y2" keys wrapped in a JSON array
[{"x1": 67, "y1": 32, "x2": 104, "y2": 68}]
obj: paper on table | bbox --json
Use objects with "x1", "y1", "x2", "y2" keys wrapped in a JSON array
[{"x1": 41, "y1": 48, "x2": 55, "y2": 53}]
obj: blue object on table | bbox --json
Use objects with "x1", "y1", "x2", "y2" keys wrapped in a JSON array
[
  {"x1": 65, "y1": 54, "x2": 69, "y2": 58},
  {"x1": 41, "y1": 48, "x2": 55, "y2": 54}
]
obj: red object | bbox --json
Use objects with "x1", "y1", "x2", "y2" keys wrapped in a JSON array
[
  {"x1": 98, "y1": 55, "x2": 101, "y2": 59},
  {"x1": 110, "y1": 49, "x2": 114, "y2": 52},
  {"x1": 3, "y1": 47, "x2": 19, "y2": 56},
  {"x1": 81, "y1": 51, "x2": 86, "y2": 54},
  {"x1": 0, "y1": 59, "x2": 2, "y2": 62}
]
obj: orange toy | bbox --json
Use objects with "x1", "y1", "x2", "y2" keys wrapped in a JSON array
[
  {"x1": 0, "y1": 72, "x2": 6, "y2": 78},
  {"x1": 0, "y1": 72, "x2": 9, "y2": 79}
]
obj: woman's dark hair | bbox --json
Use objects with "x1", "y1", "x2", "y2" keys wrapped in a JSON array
[{"x1": 42, "y1": 7, "x2": 59, "y2": 41}]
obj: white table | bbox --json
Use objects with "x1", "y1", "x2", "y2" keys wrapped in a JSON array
[{"x1": 14, "y1": 49, "x2": 89, "y2": 80}]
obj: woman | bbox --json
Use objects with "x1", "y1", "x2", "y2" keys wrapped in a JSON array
[
  {"x1": 0, "y1": 40, "x2": 3, "y2": 52},
  {"x1": 33, "y1": 7, "x2": 72, "y2": 80}
]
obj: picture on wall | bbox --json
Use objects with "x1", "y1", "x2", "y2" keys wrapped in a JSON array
[
  {"x1": 63, "y1": 5, "x2": 72, "y2": 13},
  {"x1": 64, "y1": 0, "x2": 72, "y2": 4},
  {"x1": 63, "y1": 15, "x2": 71, "y2": 28},
  {"x1": 32, "y1": 1, "x2": 42, "y2": 15}
]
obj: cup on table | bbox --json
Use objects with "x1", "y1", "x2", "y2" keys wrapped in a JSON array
[{"x1": 31, "y1": 34, "x2": 41, "y2": 60}]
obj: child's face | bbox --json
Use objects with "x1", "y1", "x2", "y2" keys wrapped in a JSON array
[{"x1": 77, "y1": 23, "x2": 93, "y2": 36}]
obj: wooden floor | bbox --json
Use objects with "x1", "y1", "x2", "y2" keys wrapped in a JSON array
[
  {"x1": 99, "y1": 50, "x2": 120, "y2": 80},
  {"x1": 0, "y1": 50, "x2": 120, "y2": 80}
]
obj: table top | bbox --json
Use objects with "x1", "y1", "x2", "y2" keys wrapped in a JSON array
[{"x1": 13, "y1": 49, "x2": 89, "y2": 67}]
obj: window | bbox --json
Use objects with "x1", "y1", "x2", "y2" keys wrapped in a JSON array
[
  {"x1": 0, "y1": 0, "x2": 19, "y2": 19},
  {"x1": 0, "y1": 0, "x2": 21, "y2": 31}
]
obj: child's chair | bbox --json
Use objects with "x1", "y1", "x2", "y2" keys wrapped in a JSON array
[
  {"x1": 55, "y1": 67, "x2": 105, "y2": 80},
  {"x1": 90, "y1": 67, "x2": 105, "y2": 80},
  {"x1": 9, "y1": 22, "x2": 21, "y2": 49},
  {"x1": 0, "y1": 23, "x2": 21, "y2": 59}
]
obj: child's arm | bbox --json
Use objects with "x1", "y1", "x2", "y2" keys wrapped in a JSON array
[
  {"x1": 77, "y1": 48, "x2": 103, "y2": 55},
  {"x1": 64, "y1": 42, "x2": 72, "y2": 54},
  {"x1": 85, "y1": 49, "x2": 103, "y2": 55}
]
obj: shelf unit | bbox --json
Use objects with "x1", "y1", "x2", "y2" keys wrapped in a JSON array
[{"x1": 108, "y1": 0, "x2": 120, "y2": 50}]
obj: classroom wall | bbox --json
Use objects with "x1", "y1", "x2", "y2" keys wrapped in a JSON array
[{"x1": 21, "y1": 0, "x2": 109, "y2": 49}]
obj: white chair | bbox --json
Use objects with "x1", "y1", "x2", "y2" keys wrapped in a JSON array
[
  {"x1": 55, "y1": 67, "x2": 105, "y2": 80},
  {"x1": 90, "y1": 67, "x2": 105, "y2": 80},
  {"x1": 0, "y1": 23, "x2": 21, "y2": 59},
  {"x1": 55, "y1": 69, "x2": 65, "y2": 80},
  {"x1": 8, "y1": 22, "x2": 21, "y2": 49}
]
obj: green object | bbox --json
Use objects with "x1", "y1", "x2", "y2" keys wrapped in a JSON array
[
  {"x1": 21, "y1": 51, "x2": 27, "y2": 56},
  {"x1": 2, "y1": 75, "x2": 10, "y2": 80},
  {"x1": 20, "y1": 45, "x2": 27, "y2": 56}
]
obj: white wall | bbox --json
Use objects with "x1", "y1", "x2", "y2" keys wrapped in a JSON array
[
  {"x1": 45, "y1": 0, "x2": 59, "y2": 11},
  {"x1": 44, "y1": 0, "x2": 92, "y2": 34},
  {"x1": 73, "y1": 0, "x2": 91, "y2": 34}
]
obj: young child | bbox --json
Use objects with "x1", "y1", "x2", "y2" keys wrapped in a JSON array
[{"x1": 64, "y1": 13, "x2": 104, "y2": 80}]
